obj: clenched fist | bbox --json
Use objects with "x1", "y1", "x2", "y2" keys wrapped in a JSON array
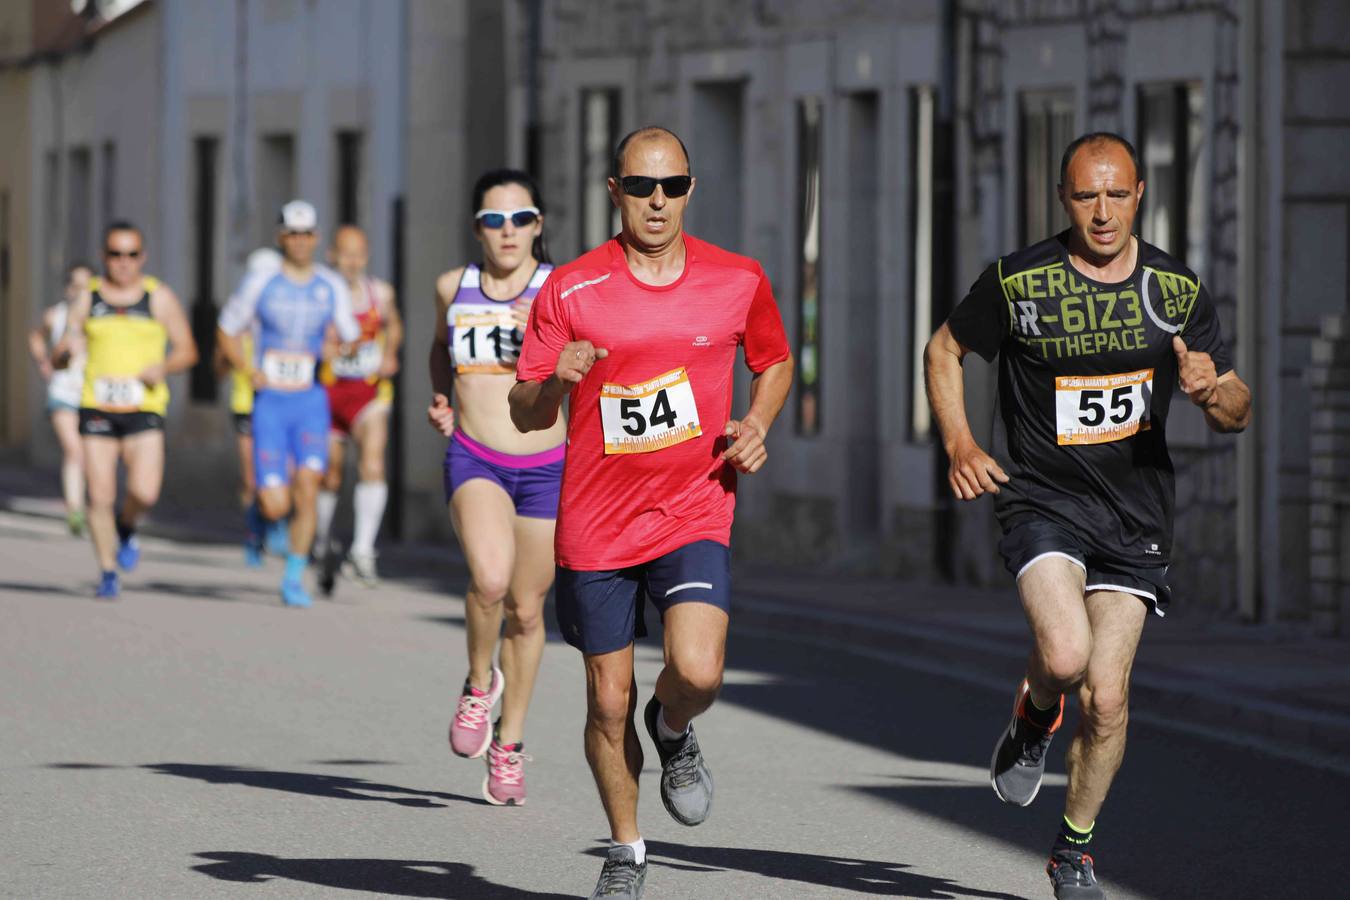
[{"x1": 555, "y1": 340, "x2": 608, "y2": 386}]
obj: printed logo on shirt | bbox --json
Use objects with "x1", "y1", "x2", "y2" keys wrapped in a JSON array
[{"x1": 692, "y1": 335, "x2": 711, "y2": 348}]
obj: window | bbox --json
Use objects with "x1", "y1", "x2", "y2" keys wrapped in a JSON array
[
  {"x1": 910, "y1": 86, "x2": 936, "y2": 442},
  {"x1": 44, "y1": 150, "x2": 59, "y2": 301},
  {"x1": 335, "y1": 130, "x2": 363, "y2": 227},
  {"x1": 795, "y1": 96, "x2": 824, "y2": 437},
  {"x1": 1137, "y1": 82, "x2": 1206, "y2": 272},
  {"x1": 190, "y1": 137, "x2": 219, "y2": 402},
  {"x1": 1019, "y1": 91, "x2": 1075, "y2": 244},
  {"x1": 67, "y1": 146, "x2": 92, "y2": 263},
  {"x1": 579, "y1": 88, "x2": 619, "y2": 254},
  {"x1": 256, "y1": 133, "x2": 295, "y2": 246},
  {"x1": 101, "y1": 140, "x2": 117, "y2": 229},
  {"x1": 690, "y1": 81, "x2": 746, "y2": 252}
]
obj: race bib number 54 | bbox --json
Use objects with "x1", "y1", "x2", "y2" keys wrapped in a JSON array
[
  {"x1": 1054, "y1": 369, "x2": 1153, "y2": 445},
  {"x1": 600, "y1": 368, "x2": 702, "y2": 454}
]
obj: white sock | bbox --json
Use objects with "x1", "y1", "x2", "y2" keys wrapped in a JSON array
[
  {"x1": 657, "y1": 707, "x2": 689, "y2": 742},
  {"x1": 316, "y1": 490, "x2": 338, "y2": 546},
  {"x1": 351, "y1": 480, "x2": 387, "y2": 555},
  {"x1": 61, "y1": 461, "x2": 84, "y2": 513},
  {"x1": 614, "y1": 837, "x2": 646, "y2": 865}
]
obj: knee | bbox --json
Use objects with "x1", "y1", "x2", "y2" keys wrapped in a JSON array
[
  {"x1": 668, "y1": 653, "x2": 724, "y2": 702},
  {"x1": 359, "y1": 457, "x2": 385, "y2": 482},
  {"x1": 258, "y1": 492, "x2": 290, "y2": 521},
  {"x1": 321, "y1": 469, "x2": 342, "y2": 492},
  {"x1": 1080, "y1": 682, "x2": 1129, "y2": 733},
  {"x1": 506, "y1": 595, "x2": 545, "y2": 635},
  {"x1": 1038, "y1": 639, "x2": 1091, "y2": 688},
  {"x1": 468, "y1": 572, "x2": 510, "y2": 609},
  {"x1": 128, "y1": 485, "x2": 160, "y2": 509},
  {"x1": 587, "y1": 678, "x2": 633, "y2": 735}
]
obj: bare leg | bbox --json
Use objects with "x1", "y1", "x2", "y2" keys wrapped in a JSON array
[
  {"x1": 236, "y1": 433, "x2": 256, "y2": 507},
  {"x1": 496, "y1": 514, "x2": 555, "y2": 745},
  {"x1": 257, "y1": 485, "x2": 293, "y2": 523},
  {"x1": 51, "y1": 409, "x2": 85, "y2": 515},
  {"x1": 288, "y1": 467, "x2": 322, "y2": 558},
  {"x1": 82, "y1": 436, "x2": 121, "y2": 572},
  {"x1": 1018, "y1": 557, "x2": 1093, "y2": 708},
  {"x1": 1063, "y1": 591, "x2": 1147, "y2": 826},
  {"x1": 118, "y1": 430, "x2": 164, "y2": 530},
  {"x1": 654, "y1": 603, "x2": 728, "y2": 732},
  {"x1": 350, "y1": 407, "x2": 389, "y2": 556},
  {"x1": 448, "y1": 479, "x2": 516, "y2": 692},
  {"x1": 584, "y1": 646, "x2": 643, "y2": 843}
]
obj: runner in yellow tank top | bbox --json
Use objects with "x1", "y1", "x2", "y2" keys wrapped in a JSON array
[{"x1": 56, "y1": 220, "x2": 198, "y2": 600}]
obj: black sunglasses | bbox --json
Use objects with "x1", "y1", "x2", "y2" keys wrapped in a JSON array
[
  {"x1": 105, "y1": 249, "x2": 142, "y2": 259},
  {"x1": 619, "y1": 175, "x2": 692, "y2": 198}
]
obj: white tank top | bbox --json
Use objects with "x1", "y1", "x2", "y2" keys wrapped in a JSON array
[{"x1": 47, "y1": 302, "x2": 85, "y2": 407}]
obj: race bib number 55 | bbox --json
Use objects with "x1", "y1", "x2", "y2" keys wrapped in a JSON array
[
  {"x1": 1054, "y1": 369, "x2": 1153, "y2": 445},
  {"x1": 600, "y1": 368, "x2": 702, "y2": 455}
]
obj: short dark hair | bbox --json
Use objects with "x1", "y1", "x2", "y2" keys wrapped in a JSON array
[
  {"x1": 611, "y1": 126, "x2": 691, "y2": 181},
  {"x1": 471, "y1": 168, "x2": 551, "y2": 264},
  {"x1": 103, "y1": 220, "x2": 142, "y2": 245},
  {"x1": 1058, "y1": 132, "x2": 1140, "y2": 185}
]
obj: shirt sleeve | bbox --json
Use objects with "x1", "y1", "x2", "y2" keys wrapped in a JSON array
[
  {"x1": 218, "y1": 272, "x2": 265, "y2": 336},
  {"x1": 742, "y1": 265, "x2": 791, "y2": 373},
  {"x1": 328, "y1": 273, "x2": 362, "y2": 343},
  {"x1": 1179, "y1": 279, "x2": 1233, "y2": 377},
  {"x1": 945, "y1": 262, "x2": 1010, "y2": 363},
  {"x1": 515, "y1": 272, "x2": 571, "y2": 383}
]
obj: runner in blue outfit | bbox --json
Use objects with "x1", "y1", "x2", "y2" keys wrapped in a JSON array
[{"x1": 217, "y1": 201, "x2": 360, "y2": 607}]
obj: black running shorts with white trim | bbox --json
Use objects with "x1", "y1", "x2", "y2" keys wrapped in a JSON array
[{"x1": 999, "y1": 512, "x2": 1171, "y2": 615}]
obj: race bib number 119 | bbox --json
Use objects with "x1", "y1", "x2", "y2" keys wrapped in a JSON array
[
  {"x1": 1054, "y1": 369, "x2": 1153, "y2": 446},
  {"x1": 600, "y1": 368, "x2": 702, "y2": 454}
]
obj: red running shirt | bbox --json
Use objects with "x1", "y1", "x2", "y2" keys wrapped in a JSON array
[{"x1": 516, "y1": 235, "x2": 790, "y2": 570}]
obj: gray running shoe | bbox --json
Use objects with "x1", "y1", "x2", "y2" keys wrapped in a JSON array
[
  {"x1": 990, "y1": 680, "x2": 1062, "y2": 806},
  {"x1": 643, "y1": 696, "x2": 714, "y2": 826},
  {"x1": 346, "y1": 549, "x2": 379, "y2": 588},
  {"x1": 589, "y1": 845, "x2": 647, "y2": 899},
  {"x1": 1047, "y1": 849, "x2": 1104, "y2": 899}
]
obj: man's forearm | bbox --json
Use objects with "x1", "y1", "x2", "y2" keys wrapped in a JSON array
[
  {"x1": 217, "y1": 329, "x2": 248, "y2": 373},
  {"x1": 743, "y1": 357, "x2": 794, "y2": 434},
  {"x1": 924, "y1": 340, "x2": 976, "y2": 453},
  {"x1": 509, "y1": 377, "x2": 567, "y2": 433},
  {"x1": 1203, "y1": 378, "x2": 1252, "y2": 433}
]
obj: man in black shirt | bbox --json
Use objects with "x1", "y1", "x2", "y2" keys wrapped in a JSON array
[{"x1": 925, "y1": 132, "x2": 1251, "y2": 899}]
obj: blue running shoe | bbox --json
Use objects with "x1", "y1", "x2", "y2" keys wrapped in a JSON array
[
  {"x1": 116, "y1": 535, "x2": 141, "y2": 572},
  {"x1": 281, "y1": 578, "x2": 312, "y2": 608},
  {"x1": 244, "y1": 541, "x2": 264, "y2": 568},
  {"x1": 281, "y1": 553, "x2": 311, "y2": 607},
  {"x1": 266, "y1": 518, "x2": 289, "y2": 557},
  {"x1": 96, "y1": 571, "x2": 120, "y2": 600}
]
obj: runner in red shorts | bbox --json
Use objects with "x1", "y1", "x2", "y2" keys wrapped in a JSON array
[
  {"x1": 315, "y1": 225, "x2": 402, "y2": 590},
  {"x1": 511, "y1": 126, "x2": 794, "y2": 900}
]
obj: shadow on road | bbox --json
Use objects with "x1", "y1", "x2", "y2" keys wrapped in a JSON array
[
  {"x1": 584, "y1": 841, "x2": 1029, "y2": 899},
  {"x1": 133, "y1": 580, "x2": 278, "y2": 603},
  {"x1": 190, "y1": 851, "x2": 575, "y2": 898},
  {"x1": 142, "y1": 763, "x2": 482, "y2": 808},
  {"x1": 0, "y1": 580, "x2": 79, "y2": 596}
]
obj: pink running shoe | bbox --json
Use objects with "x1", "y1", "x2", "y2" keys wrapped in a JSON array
[
  {"x1": 448, "y1": 666, "x2": 504, "y2": 759},
  {"x1": 483, "y1": 738, "x2": 531, "y2": 806}
]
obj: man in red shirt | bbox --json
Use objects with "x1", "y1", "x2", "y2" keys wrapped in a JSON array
[{"x1": 511, "y1": 126, "x2": 793, "y2": 899}]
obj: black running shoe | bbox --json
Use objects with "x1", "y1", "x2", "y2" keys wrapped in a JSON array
[
  {"x1": 589, "y1": 844, "x2": 646, "y2": 899},
  {"x1": 1047, "y1": 849, "x2": 1104, "y2": 899},
  {"x1": 990, "y1": 679, "x2": 1062, "y2": 806},
  {"x1": 643, "y1": 696, "x2": 713, "y2": 826},
  {"x1": 318, "y1": 538, "x2": 343, "y2": 597}
]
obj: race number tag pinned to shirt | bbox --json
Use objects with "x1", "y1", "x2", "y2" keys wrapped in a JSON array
[
  {"x1": 92, "y1": 377, "x2": 145, "y2": 412},
  {"x1": 1054, "y1": 369, "x2": 1153, "y2": 445},
  {"x1": 452, "y1": 311, "x2": 519, "y2": 374},
  {"x1": 600, "y1": 368, "x2": 702, "y2": 455},
  {"x1": 330, "y1": 340, "x2": 383, "y2": 379},
  {"x1": 262, "y1": 350, "x2": 316, "y2": 391}
]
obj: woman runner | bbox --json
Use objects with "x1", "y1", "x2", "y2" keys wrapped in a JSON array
[{"x1": 428, "y1": 169, "x2": 562, "y2": 806}]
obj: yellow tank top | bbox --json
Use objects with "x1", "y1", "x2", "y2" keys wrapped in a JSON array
[
  {"x1": 80, "y1": 276, "x2": 170, "y2": 415},
  {"x1": 229, "y1": 332, "x2": 255, "y2": 415}
]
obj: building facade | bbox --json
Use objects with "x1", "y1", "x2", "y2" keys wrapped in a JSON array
[{"x1": 4, "y1": 0, "x2": 1346, "y2": 632}]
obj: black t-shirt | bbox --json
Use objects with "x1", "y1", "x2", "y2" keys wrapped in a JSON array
[{"x1": 946, "y1": 231, "x2": 1232, "y2": 566}]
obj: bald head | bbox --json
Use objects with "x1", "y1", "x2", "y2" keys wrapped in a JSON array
[
  {"x1": 612, "y1": 126, "x2": 691, "y2": 180},
  {"x1": 331, "y1": 225, "x2": 370, "y2": 283},
  {"x1": 334, "y1": 225, "x2": 368, "y2": 254}
]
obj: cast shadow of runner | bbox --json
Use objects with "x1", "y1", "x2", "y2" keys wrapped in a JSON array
[
  {"x1": 584, "y1": 841, "x2": 1029, "y2": 899},
  {"x1": 143, "y1": 763, "x2": 482, "y2": 808},
  {"x1": 191, "y1": 852, "x2": 575, "y2": 899}
]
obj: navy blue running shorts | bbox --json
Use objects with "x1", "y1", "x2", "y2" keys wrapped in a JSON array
[
  {"x1": 998, "y1": 513, "x2": 1171, "y2": 616},
  {"x1": 554, "y1": 540, "x2": 732, "y2": 655}
]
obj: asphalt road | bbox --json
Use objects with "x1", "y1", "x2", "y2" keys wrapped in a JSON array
[{"x1": 3, "y1": 509, "x2": 1347, "y2": 899}]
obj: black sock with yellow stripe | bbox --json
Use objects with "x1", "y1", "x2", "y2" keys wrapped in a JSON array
[{"x1": 1052, "y1": 816, "x2": 1094, "y2": 856}]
